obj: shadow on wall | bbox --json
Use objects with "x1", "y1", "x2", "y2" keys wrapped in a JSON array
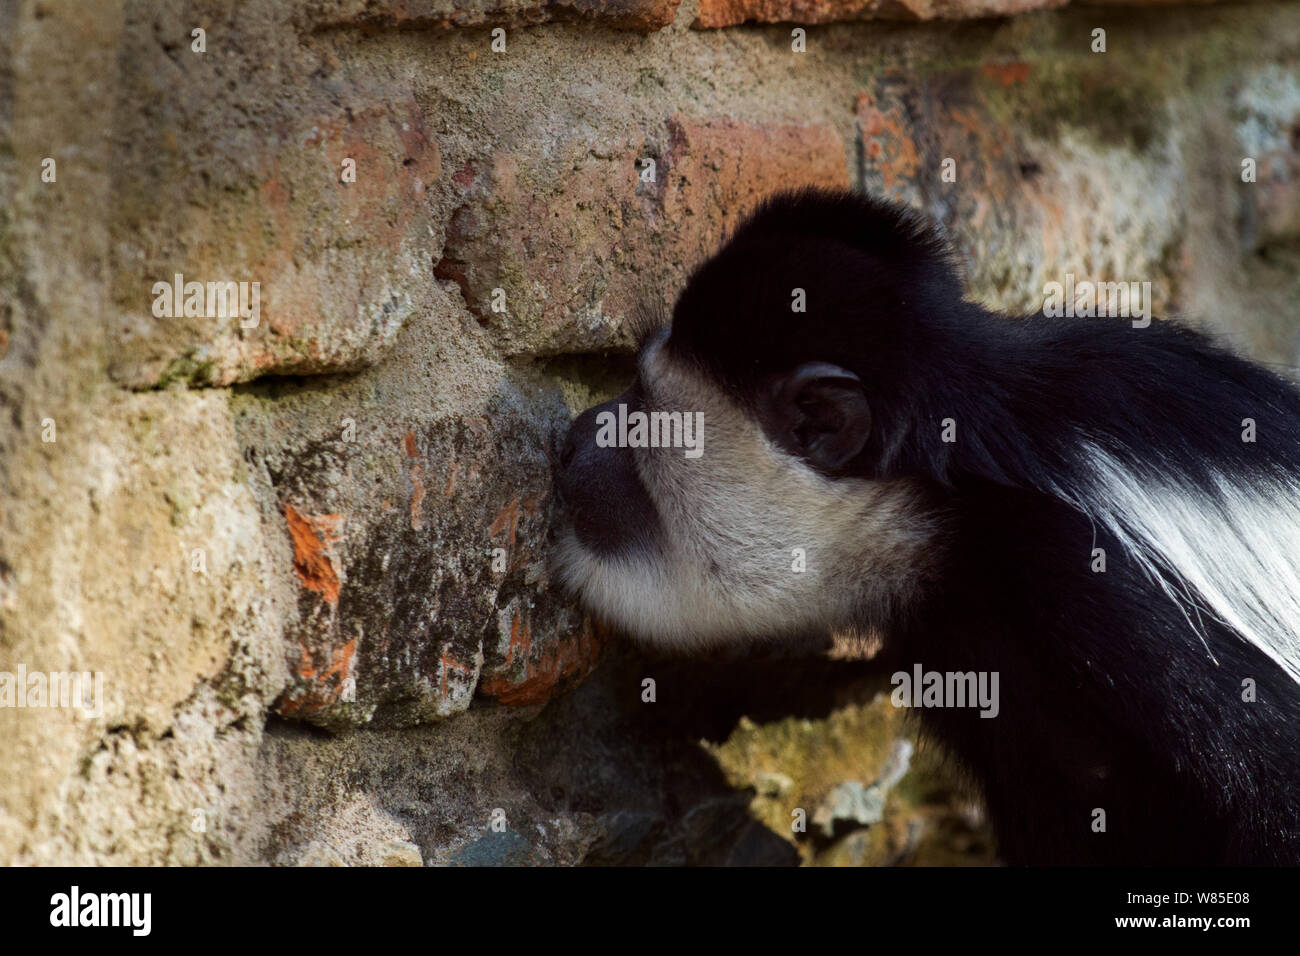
[{"x1": 261, "y1": 638, "x2": 997, "y2": 866}]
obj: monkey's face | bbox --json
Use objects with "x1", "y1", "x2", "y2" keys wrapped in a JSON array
[{"x1": 553, "y1": 189, "x2": 951, "y2": 649}]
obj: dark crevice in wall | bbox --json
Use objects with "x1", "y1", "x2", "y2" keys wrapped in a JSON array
[
  {"x1": 528, "y1": 350, "x2": 639, "y2": 396},
  {"x1": 263, "y1": 712, "x2": 338, "y2": 742},
  {"x1": 230, "y1": 370, "x2": 367, "y2": 401}
]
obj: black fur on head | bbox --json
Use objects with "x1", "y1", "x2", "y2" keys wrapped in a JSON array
[{"x1": 668, "y1": 190, "x2": 965, "y2": 473}]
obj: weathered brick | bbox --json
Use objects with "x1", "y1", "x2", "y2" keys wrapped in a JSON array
[
  {"x1": 479, "y1": 608, "x2": 605, "y2": 706},
  {"x1": 253, "y1": 376, "x2": 589, "y2": 730},
  {"x1": 436, "y1": 115, "x2": 849, "y2": 356},
  {"x1": 301, "y1": 0, "x2": 681, "y2": 32},
  {"x1": 694, "y1": 0, "x2": 1063, "y2": 29},
  {"x1": 856, "y1": 87, "x2": 923, "y2": 208},
  {"x1": 111, "y1": 94, "x2": 439, "y2": 388},
  {"x1": 1081, "y1": 0, "x2": 1228, "y2": 5},
  {"x1": 275, "y1": 637, "x2": 358, "y2": 717},
  {"x1": 284, "y1": 504, "x2": 344, "y2": 605},
  {"x1": 856, "y1": 66, "x2": 1184, "y2": 318},
  {"x1": 1234, "y1": 67, "x2": 1300, "y2": 249}
]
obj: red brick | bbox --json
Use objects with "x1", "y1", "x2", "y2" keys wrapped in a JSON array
[
  {"x1": 112, "y1": 94, "x2": 439, "y2": 387},
  {"x1": 284, "y1": 504, "x2": 344, "y2": 605},
  {"x1": 853, "y1": 66, "x2": 1183, "y2": 318},
  {"x1": 856, "y1": 89, "x2": 922, "y2": 207},
  {"x1": 479, "y1": 613, "x2": 605, "y2": 706},
  {"x1": 275, "y1": 638, "x2": 358, "y2": 716},
  {"x1": 436, "y1": 115, "x2": 849, "y2": 355}
]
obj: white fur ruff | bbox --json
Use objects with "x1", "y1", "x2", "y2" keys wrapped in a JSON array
[{"x1": 1061, "y1": 440, "x2": 1300, "y2": 690}]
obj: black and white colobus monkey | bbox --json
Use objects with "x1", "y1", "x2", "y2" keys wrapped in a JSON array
[{"x1": 552, "y1": 188, "x2": 1300, "y2": 866}]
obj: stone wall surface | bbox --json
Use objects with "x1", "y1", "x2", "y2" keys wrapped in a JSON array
[{"x1": 1, "y1": 0, "x2": 1298, "y2": 865}]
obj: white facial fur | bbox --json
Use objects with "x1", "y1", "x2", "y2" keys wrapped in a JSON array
[{"x1": 553, "y1": 335, "x2": 942, "y2": 650}]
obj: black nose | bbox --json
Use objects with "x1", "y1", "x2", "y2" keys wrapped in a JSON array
[
  {"x1": 560, "y1": 402, "x2": 614, "y2": 476},
  {"x1": 554, "y1": 395, "x2": 662, "y2": 558}
]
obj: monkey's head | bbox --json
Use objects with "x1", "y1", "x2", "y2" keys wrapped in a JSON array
[{"x1": 553, "y1": 189, "x2": 966, "y2": 650}]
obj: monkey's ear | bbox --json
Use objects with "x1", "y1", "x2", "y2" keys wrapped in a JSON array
[{"x1": 760, "y1": 362, "x2": 871, "y2": 472}]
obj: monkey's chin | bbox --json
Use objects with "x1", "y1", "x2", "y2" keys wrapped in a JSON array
[
  {"x1": 550, "y1": 527, "x2": 829, "y2": 652},
  {"x1": 549, "y1": 528, "x2": 708, "y2": 649},
  {"x1": 550, "y1": 528, "x2": 669, "y2": 645}
]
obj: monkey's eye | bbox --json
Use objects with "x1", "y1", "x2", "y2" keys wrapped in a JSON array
[
  {"x1": 760, "y1": 363, "x2": 871, "y2": 473},
  {"x1": 798, "y1": 392, "x2": 852, "y2": 420}
]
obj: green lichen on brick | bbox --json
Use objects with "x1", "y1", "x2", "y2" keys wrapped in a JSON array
[
  {"x1": 154, "y1": 353, "x2": 218, "y2": 390},
  {"x1": 700, "y1": 684, "x2": 1001, "y2": 866}
]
